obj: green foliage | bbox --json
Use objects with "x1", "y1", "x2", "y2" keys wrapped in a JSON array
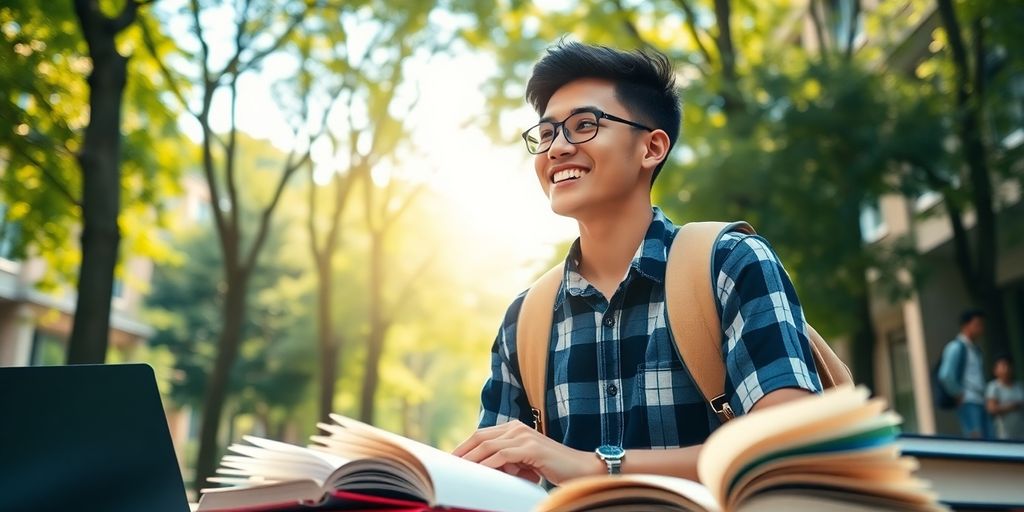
[
  {"x1": 462, "y1": 0, "x2": 1022, "y2": 344},
  {"x1": 0, "y1": 1, "x2": 184, "y2": 284}
]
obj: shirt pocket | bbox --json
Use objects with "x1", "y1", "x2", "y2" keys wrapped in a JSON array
[
  {"x1": 632, "y1": 361, "x2": 706, "y2": 448},
  {"x1": 635, "y1": 361, "x2": 693, "y2": 406}
]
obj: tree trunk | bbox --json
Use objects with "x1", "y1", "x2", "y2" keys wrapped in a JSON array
[
  {"x1": 66, "y1": 3, "x2": 129, "y2": 364},
  {"x1": 317, "y1": 253, "x2": 340, "y2": 423},
  {"x1": 843, "y1": 197, "x2": 876, "y2": 388},
  {"x1": 359, "y1": 233, "x2": 386, "y2": 424},
  {"x1": 850, "y1": 283, "x2": 876, "y2": 387},
  {"x1": 936, "y1": 0, "x2": 1008, "y2": 357},
  {"x1": 194, "y1": 269, "x2": 249, "y2": 490}
]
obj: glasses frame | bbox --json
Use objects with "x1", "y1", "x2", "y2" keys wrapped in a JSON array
[{"x1": 521, "y1": 107, "x2": 655, "y2": 155}]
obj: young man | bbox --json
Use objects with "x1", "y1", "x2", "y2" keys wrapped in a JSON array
[
  {"x1": 453, "y1": 42, "x2": 822, "y2": 484},
  {"x1": 939, "y1": 309, "x2": 993, "y2": 439}
]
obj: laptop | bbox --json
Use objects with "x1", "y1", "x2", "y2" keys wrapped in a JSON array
[{"x1": 0, "y1": 363, "x2": 192, "y2": 512}]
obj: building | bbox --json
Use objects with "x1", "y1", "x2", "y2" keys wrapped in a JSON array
[{"x1": 0, "y1": 248, "x2": 155, "y2": 367}]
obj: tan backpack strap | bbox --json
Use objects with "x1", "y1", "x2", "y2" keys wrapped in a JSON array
[
  {"x1": 806, "y1": 324, "x2": 853, "y2": 387},
  {"x1": 515, "y1": 263, "x2": 564, "y2": 436},
  {"x1": 665, "y1": 221, "x2": 755, "y2": 423}
]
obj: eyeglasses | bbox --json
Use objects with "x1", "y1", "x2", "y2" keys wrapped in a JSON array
[{"x1": 521, "y1": 108, "x2": 654, "y2": 154}]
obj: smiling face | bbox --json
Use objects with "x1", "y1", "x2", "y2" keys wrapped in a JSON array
[{"x1": 533, "y1": 78, "x2": 658, "y2": 219}]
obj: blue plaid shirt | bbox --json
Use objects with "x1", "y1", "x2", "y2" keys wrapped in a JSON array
[{"x1": 477, "y1": 207, "x2": 822, "y2": 451}]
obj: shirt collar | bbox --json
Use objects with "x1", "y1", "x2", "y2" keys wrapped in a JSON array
[{"x1": 557, "y1": 207, "x2": 678, "y2": 306}]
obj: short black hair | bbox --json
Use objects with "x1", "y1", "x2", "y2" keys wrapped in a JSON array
[
  {"x1": 525, "y1": 41, "x2": 681, "y2": 183},
  {"x1": 960, "y1": 308, "x2": 985, "y2": 326}
]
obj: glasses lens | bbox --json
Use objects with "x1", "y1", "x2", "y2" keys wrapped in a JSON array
[
  {"x1": 564, "y1": 111, "x2": 599, "y2": 143},
  {"x1": 524, "y1": 122, "x2": 557, "y2": 154}
]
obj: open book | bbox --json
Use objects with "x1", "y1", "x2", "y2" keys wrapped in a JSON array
[
  {"x1": 537, "y1": 386, "x2": 947, "y2": 512},
  {"x1": 199, "y1": 386, "x2": 945, "y2": 512},
  {"x1": 196, "y1": 414, "x2": 547, "y2": 512}
]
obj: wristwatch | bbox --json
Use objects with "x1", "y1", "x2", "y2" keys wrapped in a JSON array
[{"x1": 595, "y1": 445, "x2": 625, "y2": 475}]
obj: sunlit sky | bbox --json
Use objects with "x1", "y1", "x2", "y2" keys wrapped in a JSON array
[{"x1": 167, "y1": 4, "x2": 579, "y2": 291}]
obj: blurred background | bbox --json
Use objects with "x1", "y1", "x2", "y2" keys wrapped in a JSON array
[{"x1": 0, "y1": 0, "x2": 1021, "y2": 496}]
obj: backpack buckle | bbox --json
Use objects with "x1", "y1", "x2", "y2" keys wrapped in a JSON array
[{"x1": 710, "y1": 394, "x2": 735, "y2": 422}]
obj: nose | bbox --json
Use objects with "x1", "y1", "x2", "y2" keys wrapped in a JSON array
[{"x1": 547, "y1": 126, "x2": 576, "y2": 159}]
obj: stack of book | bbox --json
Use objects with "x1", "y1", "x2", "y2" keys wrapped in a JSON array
[
  {"x1": 197, "y1": 386, "x2": 951, "y2": 512},
  {"x1": 897, "y1": 434, "x2": 1024, "y2": 511}
]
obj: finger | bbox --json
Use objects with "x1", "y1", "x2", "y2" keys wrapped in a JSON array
[
  {"x1": 461, "y1": 436, "x2": 522, "y2": 464},
  {"x1": 451, "y1": 422, "x2": 518, "y2": 457},
  {"x1": 478, "y1": 446, "x2": 537, "y2": 474},
  {"x1": 501, "y1": 463, "x2": 542, "y2": 484}
]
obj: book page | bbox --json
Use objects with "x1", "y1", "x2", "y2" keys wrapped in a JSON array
[
  {"x1": 698, "y1": 386, "x2": 874, "y2": 503},
  {"x1": 536, "y1": 474, "x2": 721, "y2": 512},
  {"x1": 731, "y1": 473, "x2": 942, "y2": 511},
  {"x1": 205, "y1": 436, "x2": 347, "y2": 489},
  {"x1": 329, "y1": 414, "x2": 548, "y2": 512}
]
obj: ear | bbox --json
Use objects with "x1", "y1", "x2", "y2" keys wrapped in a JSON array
[{"x1": 640, "y1": 129, "x2": 671, "y2": 172}]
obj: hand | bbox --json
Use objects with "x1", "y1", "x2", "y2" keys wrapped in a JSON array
[{"x1": 452, "y1": 420, "x2": 605, "y2": 485}]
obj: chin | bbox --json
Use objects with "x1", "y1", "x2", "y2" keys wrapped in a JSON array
[{"x1": 548, "y1": 195, "x2": 583, "y2": 219}]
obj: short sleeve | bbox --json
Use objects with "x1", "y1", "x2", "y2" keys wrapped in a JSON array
[
  {"x1": 477, "y1": 292, "x2": 534, "y2": 428},
  {"x1": 713, "y1": 232, "x2": 823, "y2": 415}
]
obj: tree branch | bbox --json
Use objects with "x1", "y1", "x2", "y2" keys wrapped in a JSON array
[
  {"x1": 244, "y1": 150, "x2": 310, "y2": 272},
  {"x1": 224, "y1": 75, "x2": 241, "y2": 240},
  {"x1": 611, "y1": 0, "x2": 655, "y2": 50},
  {"x1": 673, "y1": 0, "x2": 715, "y2": 73},
  {"x1": 8, "y1": 143, "x2": 81, "y2": 208},
  {"x1": 809, "y1": 0, "x2": 831, "y2": 65},
  {"x1": 189, "y1": 0, "x2": 213, "y2": 86},
  {"x1": 109, "y1": 0, "x2": 154, "y2": 33},
  {"x1": 712, "y1": 0, "x2": 744, "y2": 113},
  {"x1": 845, "y1": 0, "x2": 860, "y2": 61},
  {"x1": 307, "y1": 160, "x2": 322, "y2": 260},
  {"x1": 138, "y1": 18, "x2": 200, "y2": 120},
  {"x1": 231, "y1": 7, "x2": 309, "y2": 77}
]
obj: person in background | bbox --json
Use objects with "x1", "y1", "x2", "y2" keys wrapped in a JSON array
[
  {"x1": 938, "y1": 309, "x2": 993, "y2": 439},
  {"x1": 985, "y1": 354, "x2": 1024, "y2": 440}
]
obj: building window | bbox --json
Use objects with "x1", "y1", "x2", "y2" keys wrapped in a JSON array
[
  {"x1": 860, "y1": 200, "x2": 886, "y2": 243},
  {"x1": 0, "y1": 204, "x2": 21, "y2": 261},
  {"x1": 29, "y1": 330, "x2": 66, "y2": 366}
]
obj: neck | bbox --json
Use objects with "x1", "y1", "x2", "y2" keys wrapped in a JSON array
[
  {"x1": 998, "y1": 375, "x2": 1013, "y2": 385},
  {"x1": 575, "y1": 197, "x2": 653, "y2": 289},
  {"x1": 960, "y1": 331, "x2": 974, "y2": 343}
]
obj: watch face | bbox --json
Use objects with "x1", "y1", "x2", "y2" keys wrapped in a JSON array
[{"x1": 596, "y1": 445, "x2": 625, "y2": 460}]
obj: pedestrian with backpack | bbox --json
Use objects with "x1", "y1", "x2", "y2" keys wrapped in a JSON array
[
  {"x1": 453, "y1": 41, "x2": 851, "y2": 485},
  {"x1": 938, "y1": 309, "x2": 993, "y2": 439}
]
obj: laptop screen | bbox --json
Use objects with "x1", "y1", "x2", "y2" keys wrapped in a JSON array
[{"x1": 0, "y1": 363, "x2": 191, "y2": 512}]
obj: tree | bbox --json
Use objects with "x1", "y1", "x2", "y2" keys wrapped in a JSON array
[
  {"x1": 301, "y1": 4, "x2": 402, "y2": 424},
  {"x1": 923, "y1": 0, "x2": 1023, "y2": 358},
  {"x1": 0, "y1": 0, "x2": 180, "y2": 363},
  {"x1": 146, "y1": 178, "x2": 317, "y2": 467},
  {"x1": 140, "y1": 0, "x2": 333, "y2": 488}
]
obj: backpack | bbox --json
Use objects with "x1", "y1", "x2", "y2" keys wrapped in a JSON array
[
  {"x1": 516, "y1": 221, "x2": 854, "y2": 435},
  {"x1": 932, "y1": 339, "x2": 966, "y2": 410}
]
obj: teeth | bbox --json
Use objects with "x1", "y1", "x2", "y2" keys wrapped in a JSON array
[{"x1": 552, "y1": 168, "x2": 587, "y2": 183}]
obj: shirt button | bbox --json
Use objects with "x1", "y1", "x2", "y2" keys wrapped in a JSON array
[
  {"x1": 603, "y1": 316, "x2": 615, "y2": 327},
  {"x1": 607, "y1": 384, "x2": 618, "y2": 396}
]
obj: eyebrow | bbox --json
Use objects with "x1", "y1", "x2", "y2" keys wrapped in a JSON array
[{"x1": 539, "y1": 105, "x2": 600, "y2": 124}]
